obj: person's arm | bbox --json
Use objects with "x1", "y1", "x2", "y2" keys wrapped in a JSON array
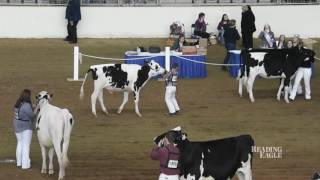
[
  {"x1": 150, "y1": 146, "x2": 166, "y2": 160},
  {"x1": 217, "y1": 22, "x2": 222, "y2": 30}
]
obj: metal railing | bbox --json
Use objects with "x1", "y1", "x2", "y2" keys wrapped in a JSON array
[{"x1": 0, "y1": 0, "x2": 318, "y2": 6}]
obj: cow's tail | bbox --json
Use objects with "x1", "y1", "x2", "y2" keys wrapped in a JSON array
[
  {"x1": 62, "y1": 109, "x2": 74, "y2": 168},
  {"x1": 79, "y1": 69, "x2": 91, "y2": 100}
]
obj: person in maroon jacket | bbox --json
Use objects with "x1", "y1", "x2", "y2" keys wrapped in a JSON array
[{"x1": 151, "y1": 131, "x2": 180, "y2": 180}]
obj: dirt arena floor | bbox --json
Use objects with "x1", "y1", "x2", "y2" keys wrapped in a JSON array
[{"x1": 0, "y1": 39, "x2": 319, "y2": 180}]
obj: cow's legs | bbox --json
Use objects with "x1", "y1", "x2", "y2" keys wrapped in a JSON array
[
  {"x1": 48, "y1": 147, "x2": 55, "y2": 175},
  {"x1": 53, "y1": 140, "x2": 65, "y2": 180},
  {"x1": 98, "y1": 90, "x2": 108, "y2": 115},
  {"x1": 277, "y1": 78, "x2": 284, "y2": 101},
  {"x1": 246, "y1": 74, "x2": 256, "y2": 102},
  {"x1": 40, "y1": 145, "x2": 47, "y2": 174},
  {"x1": 133, "y1": 91, "x2": 142, "y2": 117},
  {"x1": 239, "y1": 77, "x2": 243, "y2": 97},
  {"x1": 117, "y1": 91, "x2": 129, "y2": 114},
  {"x1": 236, "y1": 154, "x2": 252, "y2": 180},
  {"x1": 91, "y1": 88, "x2": 101, "y2": 117}
]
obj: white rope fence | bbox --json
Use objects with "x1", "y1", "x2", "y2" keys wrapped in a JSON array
[
  {"x1": 68, "y1": 46, "x2": 242, "y2": 81},
  {"x1": 68, "y1": 46, "x2": 318, "y2": 81}
]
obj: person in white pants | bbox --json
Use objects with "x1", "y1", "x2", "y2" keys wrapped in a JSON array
[
  {"x1": 13, "y1": 89, "x2": 35, "y2": 169},
  {"x1": 164, "y1": 63, "x2": 180, "y2": 116},
  {"x1": 290, "y1": 67, "x2": 312, "y2": 100},
  {"x1": 289, "y1": 42, "x2": 315, "y2": 101}
]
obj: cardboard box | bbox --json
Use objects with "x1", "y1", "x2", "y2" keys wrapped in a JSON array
[
  {"x1": 197, "y1": 47, "x2": 207, "y2": 55},
  {"x1": 182, "y1": 46, "x2": 197, "y2": 55},
  {"x1": 199, "y1": 38, "x2": 207, "y2": 48}
]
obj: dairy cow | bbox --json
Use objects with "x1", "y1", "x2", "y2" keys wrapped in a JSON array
[
  {"x1": 238, "y1": 47, "x2": 315, "y2": 103},
  {"x1": 154, "y1": 127, "x2": 254, "y2": 180},
  {"x1": 80, "y1": 60, "x2": 165, "y2": 117}
]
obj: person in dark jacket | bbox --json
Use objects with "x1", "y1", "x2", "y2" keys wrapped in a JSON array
[
  {"x1": 222, "y1": 19, "x2": 240, "y2": 71},
  {"x1": 289, "y1": 41, "x2": 314, "y2": 101},
  {"x1": 241, "y1": 5, "x2": 256, "y2": 49},
  {"x1": 13, "y1": 89, "x2": 35, "y2": 169},
  {"x1": 151, "y1": 131, "x2": 180, "y2": 180},
  {"x1": 65, "y1": 0, "x2": 81, "y2": 44}
]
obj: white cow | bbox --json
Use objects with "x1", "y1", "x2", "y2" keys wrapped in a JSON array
[
  {"x1": 80, "y1": 60, "x2": 165, "y2": 117},
  {"x1": 35, "y1": 91, "x2": 74, "y2": 180}
]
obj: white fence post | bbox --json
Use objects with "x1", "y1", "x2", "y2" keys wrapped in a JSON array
[
  {"x1": 73, "y1": 46, "x2": 79, "y2": 81},
  {"x1": 165, "y1": 46, "x2": 170, "y2": 72}
]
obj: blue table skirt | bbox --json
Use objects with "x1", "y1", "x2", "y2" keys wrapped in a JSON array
[
  {"x1": 124, "y1": 55, "x2": 207, "y2": 79},
  {"x1": 228, "y1": 52, "x2": 241, "y2": 78}
]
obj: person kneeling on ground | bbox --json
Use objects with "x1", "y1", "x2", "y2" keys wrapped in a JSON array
[
  {"x1": 222, "y1": 19, "x2": 240, "y2": 71},
  {"x1": 150, "y1": 131, "x2": 180, "y2": 180},
  {"x1": 163, "y1": 63, "x2": 180, "y2": 116}
]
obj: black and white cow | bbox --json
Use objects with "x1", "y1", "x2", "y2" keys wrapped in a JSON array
[
  {"x1": 154, "y1": 127, "x2": 254, "y2": 180},
  {"x1": 238, "y1": 47, "x2": 315, "y2": 103},
  {"x1": 80, "y1": 60, "x2": 165, "y2": 117}
]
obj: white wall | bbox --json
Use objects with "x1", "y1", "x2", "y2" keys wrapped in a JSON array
[{"x1": 0, "y1": 5, "x2": 319, "y2": 38}]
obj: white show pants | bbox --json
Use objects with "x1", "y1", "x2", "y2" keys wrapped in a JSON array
[
  {"x1": 290, "y1": 67, "x2": 312, "y2": 100},
  {"x1": 165, "y1": 86, "x2": 180, "y2": 114},
  {"x1": 159, "y1": 173, "x2": 180, "y2": 180},
  {"x1": 15, "y1": 130, "x2": 32, "y2": 169}
]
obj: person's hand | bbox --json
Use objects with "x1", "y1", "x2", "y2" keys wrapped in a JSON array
[{"x1": 70, "y1": 21, "x2": 74, "y2": 26}]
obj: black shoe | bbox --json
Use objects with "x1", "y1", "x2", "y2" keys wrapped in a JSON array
[
  {"x1": 63, "y1": 37, "x2": 70, "y2": 41},
  {"x1": 168, "y1": 112, "x2": 176, "y2": 116},
  {"x1": 175, "y1": 110, "x2": 180, "y2": 115}
]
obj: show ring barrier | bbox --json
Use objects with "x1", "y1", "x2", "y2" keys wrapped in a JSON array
[{"x1": 67, "y1": 46, "x2": 260, "y2": 81}]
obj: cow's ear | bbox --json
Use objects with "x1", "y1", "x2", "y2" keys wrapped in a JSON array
[{"x1": 35, "y1": 95, "x2": 38, "y2": 99}]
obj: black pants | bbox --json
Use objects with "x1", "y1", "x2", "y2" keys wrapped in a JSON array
[
  {"x1": 67, "y1": 20, "x2": 79, "y2": 42},
  {"x1": 194, "y1": 31, "x2": 210, "y2": 39},
  {"x1": 242, "y1": 32, "x2": 253, "y2": 49}
]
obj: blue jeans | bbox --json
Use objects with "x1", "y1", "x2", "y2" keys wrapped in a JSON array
[
  {"x1": 223, "y1": 43, "x2": 236, "y2": 65},
  {"x1": 218, "y1": 30, "x2": 225, "y2": 45}
]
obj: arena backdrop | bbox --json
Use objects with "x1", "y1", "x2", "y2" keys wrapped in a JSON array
[{"x1": 0, "y1": 39, "x2": 319, "y2": 179}]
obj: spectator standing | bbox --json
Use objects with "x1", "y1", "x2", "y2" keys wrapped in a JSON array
[
  {"x1": 277, "y1": 35, "x2": 287, "y2": 49},
  {"x1": 217, "y1": 14, "x2": 229, "y2": 45},
  {"x1": 65, "y1": 0, "x2": 81, "y2": 44},
  {"x1": 150, "y1": 131, "x2": 180, "y2": 180},
  {"x1": 241, "y1": 5, "x2": 256, "y2": 49},
  {"x1": 222, "y1": 19, "x2": 240, "y2": 71},
  {"x1": 258, "y1": 24, "x2": 276, "y2": 49},
  {"x1": 13, "y1": 89, "x2": 35, "y2": 169}
]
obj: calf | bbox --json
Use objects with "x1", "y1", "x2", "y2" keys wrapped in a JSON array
[
  {"x1": 80, "y1": 60, "x2": 165, "y2": 117},
  {"x1": 154, "y1": 127, "x2": 254, "y2": 180},
  {"x1": 35, "y1": 91, "x2": 74, "y2": 180},
  {"x1": 238, "y1": 47, "x2": 315, "y2": 103}
]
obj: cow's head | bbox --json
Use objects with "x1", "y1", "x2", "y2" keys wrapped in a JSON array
[
  {"x1": 146, "y1": 60, "x2": 165, "y2": 77},
  {"x1": 36, "y1": 91, "x2": 53, "y2": 104},
  {"x1": 153, "y1": 126, "x2": 188, "y2": 147}
]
